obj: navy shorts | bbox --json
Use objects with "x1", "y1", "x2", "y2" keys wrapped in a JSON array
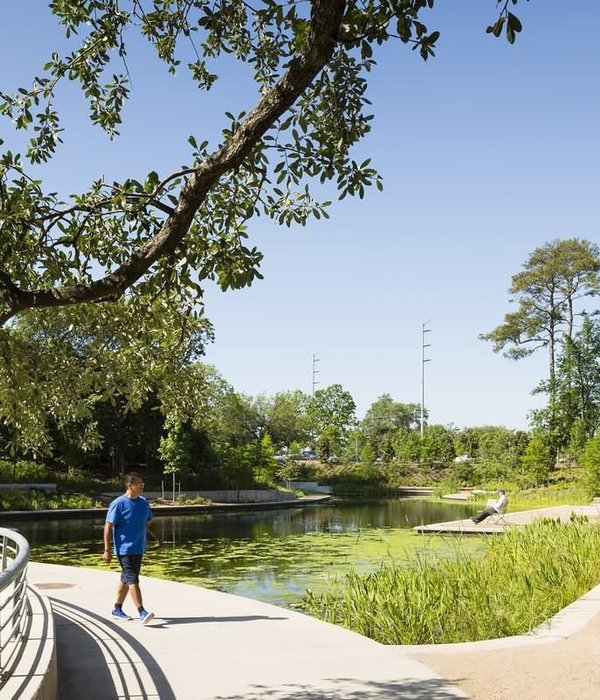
[{"x1": 117, "y1": 554, "x2": 143, "y2": 585}]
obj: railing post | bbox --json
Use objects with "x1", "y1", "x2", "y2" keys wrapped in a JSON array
[
  {"x1": 0, "y1": 534, "x2": 5, "y2": 671},
  {"x1": 0, "y1": 528, "x2": 31, "y2": 677},
  {"x1": 1, "y1": 534, "x2": 6, "y2": 571}
]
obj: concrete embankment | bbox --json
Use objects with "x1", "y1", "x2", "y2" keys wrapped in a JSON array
[{"x1": 0, "y1": 494, "x2": 331, "y2": 521}]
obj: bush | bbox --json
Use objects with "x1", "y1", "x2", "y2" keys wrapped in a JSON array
[
  {"x1": 432, "y1": 477, "x2": 461, "y2": 499},
  {"x1": 0, "y1": 459, "x2": 50, "y2": 483},
  {"x1": 582, "y1": 434, "x2": 600, "y2": 498},
  {"x1": 0, "y1": 489, "x2": 100, "y2": 511},
  {"x1": 520, "y1": 435, "x2": 554, "y2": 487},
  {"x1": 311, "y1": 462, "x2": 386, "y2": 485},
  {"x1": 152, "y1": 495, "x2": 211, "y2": 506},
  {"x1": 386, "y1": 462, "x2": 449, "y2": 487},
  {"x1": 450, "y1": 458, "x2": 476, "y2": 484}
]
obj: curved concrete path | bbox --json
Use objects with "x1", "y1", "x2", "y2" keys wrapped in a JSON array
[
  {"x1": 404, "y1": 581, "x2": 600, "y2": 699},
  {"x1": 28, "y1": 562, "x2": 466, "y2": 700}
]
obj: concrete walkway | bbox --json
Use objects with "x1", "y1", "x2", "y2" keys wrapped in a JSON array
[
  {"x1": 407, "y1": 582, "x2": 600, "y2": 700},
  {"x1": 28, "y1": 562, "x2": 467, "y2": 700},
  {"x1": 415, "y1": 503, "x2": 600, "y2": 534}
]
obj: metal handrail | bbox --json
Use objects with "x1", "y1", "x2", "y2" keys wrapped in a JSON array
[{"x1": 0, "y1": 528, "x2": 30, "y2": 675}]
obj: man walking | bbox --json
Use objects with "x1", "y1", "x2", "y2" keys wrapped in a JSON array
[{"x1": 103, "y1": 472, "x2": 163, "y2": 623}]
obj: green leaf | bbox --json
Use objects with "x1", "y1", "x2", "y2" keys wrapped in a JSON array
[{"x1": 508, "y1": 13, "x2": 522, "y2": 33}]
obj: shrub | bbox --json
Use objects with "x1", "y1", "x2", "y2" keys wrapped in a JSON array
[
  {"x1": 431, "y1": 477, "x2": 461, "y2": 498},
  {"x1": 520, "y1": 435, "x2": 554, "y2": 487},
  {"x1": 312, "y1": 462, "x2": 386, "y2": 485},
  {"x1": 0, "y1": 489, "x2": 99, "y2": 511},
  {"x1": 0, "y1": 459, "x2": 49, "y2": 483},
  {"x1": 581, "y1": 434, "x2": 600, "y2": 498}
]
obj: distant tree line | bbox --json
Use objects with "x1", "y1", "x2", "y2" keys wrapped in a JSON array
[
  {"x1": 3, "y1": 237, "x2": 600, "y2": 494},
  {"x1": 0, "y1": 368, "x2": 538, "y2": 489}
]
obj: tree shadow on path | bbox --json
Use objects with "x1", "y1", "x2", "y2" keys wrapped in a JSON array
[{"x1": 52, "y1": 598, "x2": 176, "y2": 700}]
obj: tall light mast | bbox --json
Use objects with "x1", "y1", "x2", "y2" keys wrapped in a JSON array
[
  {"x1": 312, "y1": 353, "x2": 320, "y2": 395},
  {"x1": 420, "y1": 323, "x2": 431, "y2": 436}
]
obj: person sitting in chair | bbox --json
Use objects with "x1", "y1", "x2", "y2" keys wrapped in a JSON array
[{"x1": 471, "y1": 489, "x2": 508, "y2": 524}]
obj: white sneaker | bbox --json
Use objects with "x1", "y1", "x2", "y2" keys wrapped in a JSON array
[{"x1": 139, "y1": 609, "x2": 154, "y2": 625}]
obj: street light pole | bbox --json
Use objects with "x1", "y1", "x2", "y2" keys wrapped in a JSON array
[
  {"x1": 312, "y1": 353, "x2": 320, "y2": 395},
  {"x1": 420, "y1": 323, "x2": 432, "y2": 436}
]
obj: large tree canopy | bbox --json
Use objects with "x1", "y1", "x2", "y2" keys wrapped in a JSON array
[
  {"x1": 361, "y1": 394, "x2": 420, "y2": 460},
  {"x1": 481, "y1": 239, "x2": 600, "y2": 383},
  {"x1": 0, "y1": 1, "x2": 528, "y2": 451},
  {"x1": 481, "y1": 238, "x2": 600, "y2": 455},
  {"x1": 0, "y1": 301, "x2": 214, "y2": 452},
  {"x1": 0, "y1": 0, "x2": 526, "y2": 326}
]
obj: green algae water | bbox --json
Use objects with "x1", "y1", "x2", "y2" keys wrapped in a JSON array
[{"x1": 16, "y1": 498, "x2": 483, "y2": 607}]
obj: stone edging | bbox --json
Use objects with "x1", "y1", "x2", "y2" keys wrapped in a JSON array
[{"x1": 0, "y1": 494, "x2": 331, "y2": 520}]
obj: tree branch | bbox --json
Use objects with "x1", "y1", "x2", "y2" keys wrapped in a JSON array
[{"x1": 0, "y1": 0, "x2": 346, "y2": 326}]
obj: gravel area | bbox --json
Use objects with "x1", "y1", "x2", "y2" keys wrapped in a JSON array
[{"x1": 410, "y1": 610, "x2": 600, "y2": 700}]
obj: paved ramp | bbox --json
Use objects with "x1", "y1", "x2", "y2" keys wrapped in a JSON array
[
  {"x1": 415, "y1": 504, "x2": 600, "y2": 535},
  {"x1": 29, "y1": 562, "x2": 467, "y2": 700}
]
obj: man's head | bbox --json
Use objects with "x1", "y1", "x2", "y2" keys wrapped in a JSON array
[
  {"x1": 498, "y1": 489, "x2": 506, "y2": 495},
  {"x1": 125, "y1": 471, "x2": 144, "y2": 495}
]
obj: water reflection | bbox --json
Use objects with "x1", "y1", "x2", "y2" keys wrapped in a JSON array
[{"x1": 16, "y1": 499, "x2": 480, "y2": 606}]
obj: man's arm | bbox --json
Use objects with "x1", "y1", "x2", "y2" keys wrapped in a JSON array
[{"x1": 103, "y1": 522, "x2": 113, "y2": 563}]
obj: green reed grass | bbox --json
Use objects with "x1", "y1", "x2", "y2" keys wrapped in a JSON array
[
  {"x1": 506, "y1": 486, "x2": 589, "y2": 509},
  {"x1": 301, "y1": 516, "x2": 600, "y2": 644},
  {"x1": 463, "y1": 485, "x2": 588, "y2": 511}
]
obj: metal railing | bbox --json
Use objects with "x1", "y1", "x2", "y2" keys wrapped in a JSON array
[{"x1": 0, "y1": 528, "x2": 30, "y2": 675}]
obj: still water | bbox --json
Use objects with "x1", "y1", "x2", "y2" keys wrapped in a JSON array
[{"x1": 16, "y1": 498, "x2": 481, "y2": 607}]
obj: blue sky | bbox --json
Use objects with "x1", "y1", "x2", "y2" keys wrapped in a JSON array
[{"x1": 1, "y1": 1, "x2": 599, "y2": 429}]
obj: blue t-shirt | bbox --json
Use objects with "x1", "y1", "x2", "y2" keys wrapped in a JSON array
[{"x1": 106, "y1": 495, "x2": 153, "y2": 555}]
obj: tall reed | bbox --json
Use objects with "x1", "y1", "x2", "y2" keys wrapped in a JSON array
[{"x1": 301, "y1": 516, "x2": 600, "y2": 644}]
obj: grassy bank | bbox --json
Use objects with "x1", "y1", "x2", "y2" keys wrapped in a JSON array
[
  {"x1": 433, "y1": 484, "x2": 588, "y2": 511},
  {"x1": 0, "y1": 489, "x2": 101, "y2": 511},
  {"x1": 500, "y1": 485, "x2": 589, "y2": 510},
  {"x1": 301, "y1": 516, "x2": 600, "y2": 644}
]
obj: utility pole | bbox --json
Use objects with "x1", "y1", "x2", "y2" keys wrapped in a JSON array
[
  {"x1": 421, "y1": 323, "x2": 431, "y2": 436},
  {"x1": 312, "y1": 353, "x2": 320, "y2": 395}
]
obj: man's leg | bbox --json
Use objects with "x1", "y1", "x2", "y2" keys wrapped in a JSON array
[
  {"x1": 472, "y1": 507, "x2": 495, "y2": 524},
  {"x1": 113, "y1": 555, "x2": 142, "y2": 619},
  {"x1": 130, "y1": 568, "x2": 154, "y2": 624},
  {"x1": 128, "y1": 583, "x2": 143, "y2": 609},
  {"x1": 115, "y1": 581, "x2": 129, "y2": 605},
  {"x1": 118, "y1": 555, "x2": 153, "y2": 623},
  {"x1": 125, "y1": 555, "x2": 144, "y2": 609},
  {"x1": 111, "y1": 560, "x2": 134, "y2": 620}
]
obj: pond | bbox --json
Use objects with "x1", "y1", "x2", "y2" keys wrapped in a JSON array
[{"x1": 16, "y1": 498, "x2": 483, "y2": 607}]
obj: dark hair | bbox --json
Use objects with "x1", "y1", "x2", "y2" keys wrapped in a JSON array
[
  {"x1": 498, "y1": 489, "x2": 506, "y2": 494},
  {"x1": 125, "y1": 471, "x2": 142, "y2": 487}
]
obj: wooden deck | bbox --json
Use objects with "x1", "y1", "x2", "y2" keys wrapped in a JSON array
[{"x1": 414, "y1": 504, "x2": 600, "y2": 535}]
